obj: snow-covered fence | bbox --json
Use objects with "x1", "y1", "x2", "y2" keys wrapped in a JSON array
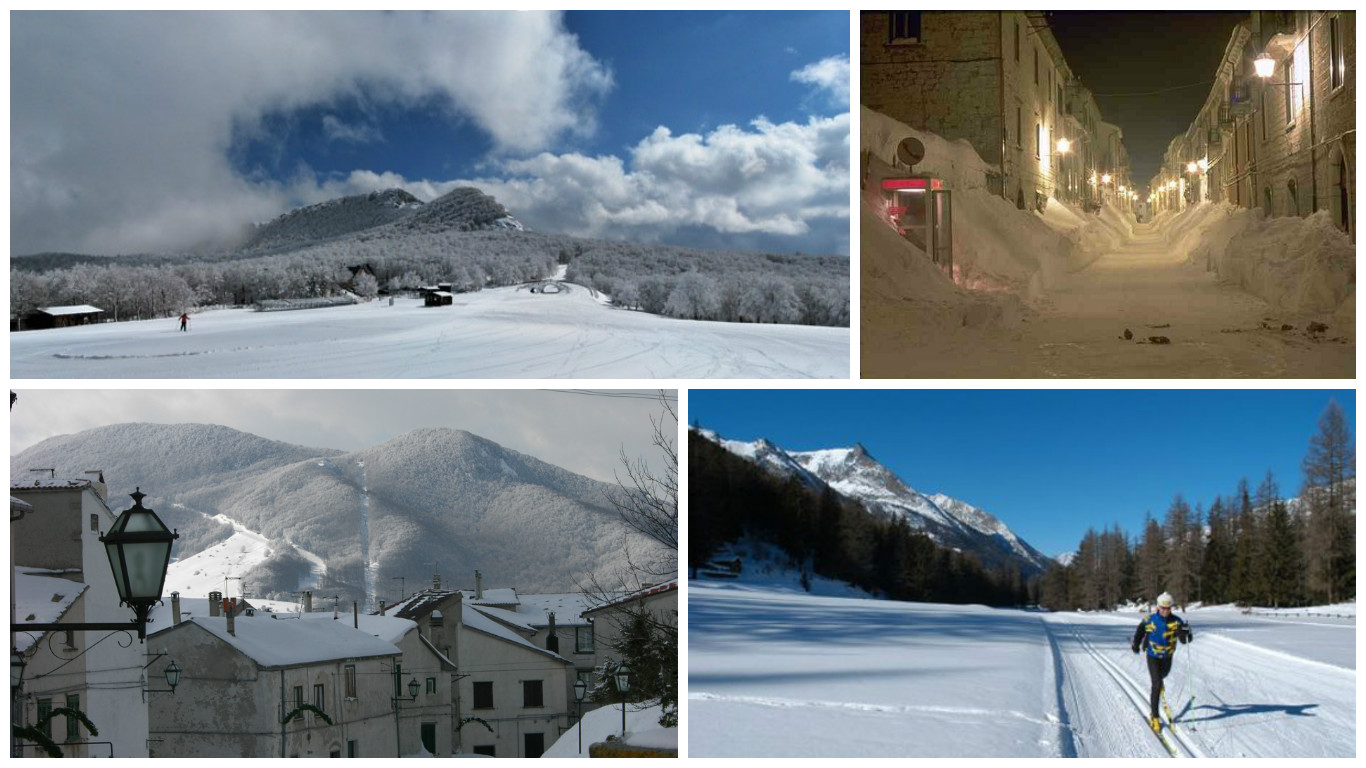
[
  {"x1": 254, "y1": 296, "x2": 358, "y2": 312},
  {"x1": 1246, "y1": 608, "x2": 1354, "y2": 620}
]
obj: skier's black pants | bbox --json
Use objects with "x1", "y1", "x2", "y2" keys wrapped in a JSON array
[{"x1": 1146, "y1": 654, "x2": 1173, "y2": 718}]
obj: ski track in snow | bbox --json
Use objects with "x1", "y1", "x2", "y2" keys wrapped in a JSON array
[{"x1": 691, "y1": 580, "x2": 1355, "y2": 758}]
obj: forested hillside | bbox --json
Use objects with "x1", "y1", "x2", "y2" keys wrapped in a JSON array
[
  {"x1": 12, "y1": 186, "x2": 847, "y2": 328},
  {"x1": 1038, "y1": 401, "x2": 1356, "y2": 610},
  {"x1": 689, "y1": 430, "x2": 1030, "y2": 606}
]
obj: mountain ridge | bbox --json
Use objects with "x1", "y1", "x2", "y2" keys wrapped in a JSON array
[
  {"x1": 702, "y1": 430, "x2": 1051, "y2": 575},
  {"x1": 11, "y1": 423, "x2": 643, "y2": 604}
]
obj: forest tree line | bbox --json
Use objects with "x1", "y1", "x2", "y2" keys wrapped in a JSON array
[
  {"x1": 1038, "y1": 401, "x2": 1355, "y2": 611},
  {"x1": 13, "y1": 229, "x2": 848, "y2": 328},
  {"x1": 690, "y1": 430, "x2": 1031, "y2": 607}
]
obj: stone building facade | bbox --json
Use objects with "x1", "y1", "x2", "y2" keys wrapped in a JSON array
[
  {"x1": 861, "y1": 10, "x2": 1129, "y2": 212},
  {"x1": 1155, "y1": 11, "x2": 1354, "y2": 241}
]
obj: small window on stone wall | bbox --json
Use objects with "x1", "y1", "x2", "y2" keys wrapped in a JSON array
[
  {"x1": 888, "y1": 12, "x2": 921, "y2": 44},
  {"x1": 1287, "y1": 179, "x2": 1300, "y2": 216}
]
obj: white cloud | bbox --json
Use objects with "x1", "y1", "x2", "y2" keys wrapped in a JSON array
[
  {"x1": 11, "y1": 12, "x2": 849, "y2": 257},
  {"x1": 11, "y1": 11, "x2": 612, "y2": 254},
  {"x1": 458, "y1": 114, "x2": 851, "y2": 254},
  {"x1": 791, "y1": 55, "x2": 850, "y2": 108}
]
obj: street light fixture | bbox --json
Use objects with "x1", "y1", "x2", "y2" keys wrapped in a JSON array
[
  {"x1": 101, "y1": 489, "x2": 179, "y2": 641},
  {"x1": 615, "y1": 664, "x2": 632, "y2": 737},
  {"x1": 12, "y1": 489, "x2": 179, "y2": 643},
  {"x1": 1056, "y1": 137, "x2": 1071, "y2": 154},
  {"x1": 573, "y1": 679, "x2": 587, "y2": 754},
  {"x1": 1101, "y1": 173, "x2": 1111, "y2": 184},
  {"x1": 1254, "y1": 53, "x2": 1276, "y2": 79}
]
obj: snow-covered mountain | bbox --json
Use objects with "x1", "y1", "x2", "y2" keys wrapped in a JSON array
[
  {"x1": 243, "y1": 188, "x2": 424, "y2": 252},
  {"x1": 11, "y1": 423, "x2": 643, "y2": 606},
  {"x1": 241, "y1": 186, "x2": 524, "y2": 254},
  {"x1": 703, "y1": 431, "x2": 1051, "y2": 575}
]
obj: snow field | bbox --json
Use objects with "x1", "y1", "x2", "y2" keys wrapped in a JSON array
[
  {"x1": 690, "y1": 579, "x2": 1356, "y2": 757},
  {"x1": 10, "y1": 282, "x2": 847, "y2": 378}
]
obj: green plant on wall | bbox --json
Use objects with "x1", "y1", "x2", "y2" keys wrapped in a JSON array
[{"x1": 13, "y1": 706, "x2": 99, "y2": 758}]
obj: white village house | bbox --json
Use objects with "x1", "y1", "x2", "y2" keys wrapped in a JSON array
[
  {"x1": 145, "y1": 593, "x2": 453, "y2": 757},
  {"x1": 11, "y1": 476, "x2": 151, "y2": 758},
  {"x1": 385, "y1": 574, "x2": 579, "y2": 758}
]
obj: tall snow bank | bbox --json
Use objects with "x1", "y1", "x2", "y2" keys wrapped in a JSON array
[
  {"x1": 1166, "y1": 204, "x2": 1355, "y2": 323},
  {"x1": 861, "y1": 203, "x2": 1021, "y2": 330},
  {"x1": 862, "y1": 106, "x2": 1091, "y2": 303},
  {"x1": 1040, "y1": 197, "x2": 1131, "y2": 257}
]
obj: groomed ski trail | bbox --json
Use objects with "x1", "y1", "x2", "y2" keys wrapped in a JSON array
[{"x1": 1044, "y1": 611, "x2": 1354, "y2": 758}]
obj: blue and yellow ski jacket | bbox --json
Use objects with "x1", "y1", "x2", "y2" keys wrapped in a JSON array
[{"x1": 1132, "y1": 611, "x2": 1190, "y2": 659}]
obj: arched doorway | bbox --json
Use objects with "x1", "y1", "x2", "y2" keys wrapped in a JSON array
[{"x1": 1328, "y1": 142, "x2": 1353, "y2": 239}]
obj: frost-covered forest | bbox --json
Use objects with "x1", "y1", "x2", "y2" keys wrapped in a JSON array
[{"x1": 12, "y1": 186, "x2": 848, "y2": 328}]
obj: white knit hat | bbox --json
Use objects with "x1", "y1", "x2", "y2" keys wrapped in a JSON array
[{"x1": 1156, "y1": 592, "x2": 1174, "y2": 608}]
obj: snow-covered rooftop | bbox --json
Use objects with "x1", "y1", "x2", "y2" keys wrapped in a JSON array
[
  {"x1": 13, "y1": 568, "x2": 88, "y2": 653},
  {"x1": 296, "y1": 609, "x2": 416, "y2": 645},
  {"x1": 586, "y1": 580, "x2": 679, "y2": 614},
  {"x1": 505, "y1": 593, "x2": 596, "y2": 626},
  {"x1": 461, "y1": 588, "x2": 519, "y2": 606},
  {"x1": 38, "y1": 305, "x2": 104, "y2": 316},
  {"x1": 174, "y1": 614, "x2": 401, "y2": 668},
  {"x1": 462, "y1": 606, "x2": 569, "y2": 663},
  {"x1": 11, "y1": 477, "x2": 93, "y2": 492}
]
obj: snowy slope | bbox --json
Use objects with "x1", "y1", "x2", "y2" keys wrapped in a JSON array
[
  {"x1": 11, "y1": 423, "x2": 654, "y2": 605},
  {"x1": 11, "y1": 284, "x2": 847, "y2": 378},
  {"x1": 690, "y1": 579, "x2": 1356, "y2": 757}
]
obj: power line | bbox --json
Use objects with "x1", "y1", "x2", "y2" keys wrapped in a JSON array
[
  {"x1": 1089, "y1": 79, "x2": 1217, "y2": 97},
  {"x1": 545, "y1": 389, "x2": 677, "y2": 403}
]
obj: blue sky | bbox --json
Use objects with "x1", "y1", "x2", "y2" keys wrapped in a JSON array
[
  {"x1": 690, "y1": 390, "x2": 1356, "y2": 557},
  {"x1": 13, "y1": 11, "x2": 849, "y2": 256}
]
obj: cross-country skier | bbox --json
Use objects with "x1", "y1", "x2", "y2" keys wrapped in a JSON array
[
  {"x1": 1131, "y1": 592, "x2": 1192, "y2": 732},
  {"x1": 178, "y1": 312, "x2": 189, "y2": 332}
]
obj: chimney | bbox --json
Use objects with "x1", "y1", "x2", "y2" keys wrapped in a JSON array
[
  {"x1": 475, "y1": 570, "x2": 483, "y2": 600},
  {"x1": 434, "y1": 571, "x2": 441, "y2": 590},
  {"x1": 546, "y1": 612, "x2": 559, "y2": 653},
  {"x1": 172, "y1": 592, "x2": 182, "y2": 625},
  {"x1": 451, "y1": 592, "x2": 463, "y2": 668},
  {"x1": 380, "y1": 600, "x2": 386, "y2": 616},
  {"x1": 303, "y1": 591, "x2": 312, "y2": 613},
  {"x1": 209, "y1": 591, "x2": 222, "y2": 617},
  {"x1": 226, "y1": 607, "x2": 236, "y2": 636},
  {"x1": 230, "y1": 597, "x2": 238, "y2": 616},
  {"x1": 354, "y1": 602, "x2": 359, "y2": 629}
]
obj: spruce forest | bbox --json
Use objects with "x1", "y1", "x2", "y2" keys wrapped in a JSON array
[
  {"x1": 1039, "y1": 400, "x2": 1355, "y2": 611},
  {"x1": 689, "y1": 430, "x2": 1032, "y2": 607}
]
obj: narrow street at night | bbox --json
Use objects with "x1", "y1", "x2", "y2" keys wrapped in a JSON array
[{"x1": 861, "y1": 11, "x2": 1355, "y2": 378}]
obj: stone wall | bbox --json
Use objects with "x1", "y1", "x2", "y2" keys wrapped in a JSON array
[
  {"x1": 861, "y1": 11, "x2": 1004, "y2": 169},
  {"x1": 1309, "y1": 11, "x2": 1355, "y2": 239}
]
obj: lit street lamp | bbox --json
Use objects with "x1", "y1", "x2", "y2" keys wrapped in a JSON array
[
  {"x1": 1056, "y1": 137, "x2": 1071, "y2": 154},
  {"x1": 615, "y1": 664, "x2": 632, "y2": 738},
  {"x1": 1253, "y1": 53, "x2": 1276, "y2": 79},
  {"x1": 573, "y1": 679, "x2": 587, "y2": 754}
]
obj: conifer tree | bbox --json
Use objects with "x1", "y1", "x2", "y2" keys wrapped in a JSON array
[{"x1": 1302, "y1": 399, "x2": 1356, "y2": 604}]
